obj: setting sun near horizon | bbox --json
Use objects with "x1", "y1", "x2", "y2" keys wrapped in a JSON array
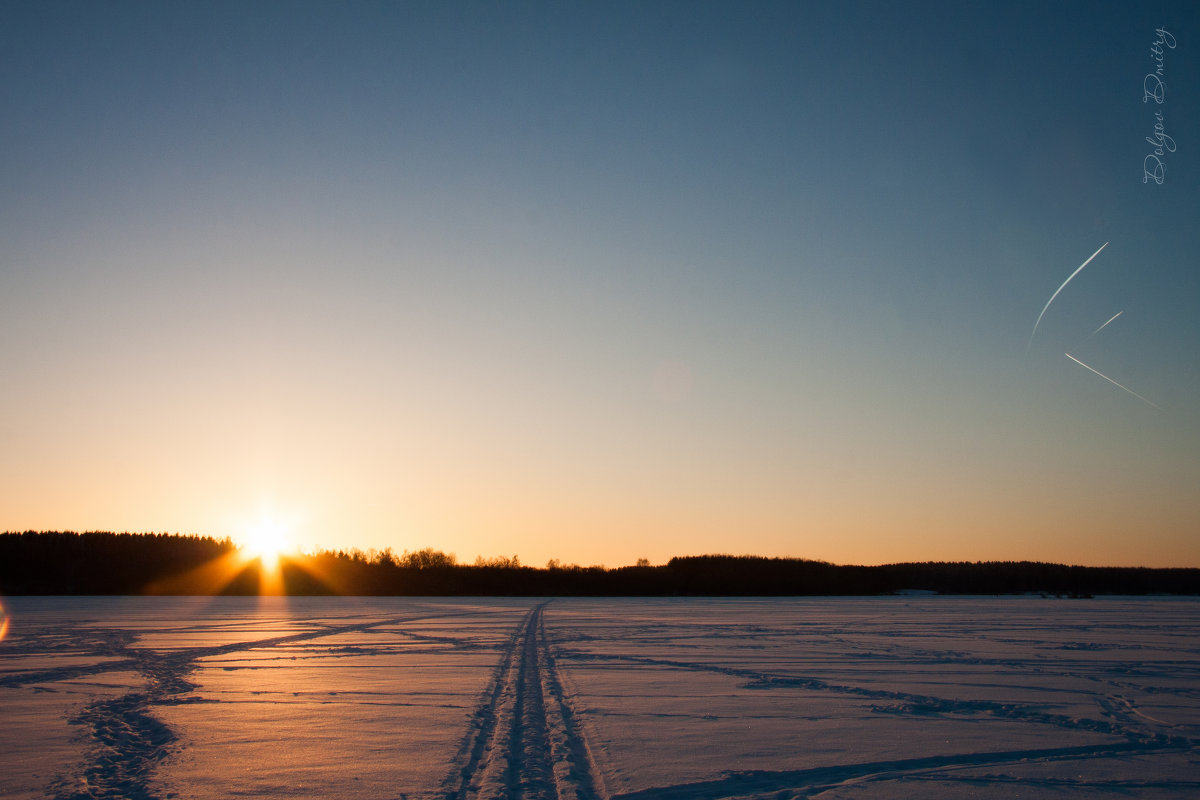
[
  {"x1": 241, "y1": 517, "x2": 295, "y2": 571},
  {"x1": 2, "y1": 3, "x2": 1199, "y2": 569}
]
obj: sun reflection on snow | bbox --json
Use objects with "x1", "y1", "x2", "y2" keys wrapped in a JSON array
[{"x1": 0, "y1": 599, "x2": 10, "y2": 642}]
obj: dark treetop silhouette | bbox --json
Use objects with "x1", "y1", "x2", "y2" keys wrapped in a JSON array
[{"x1": 2, "y1": 532, "x2": 1198, "y2": 596}]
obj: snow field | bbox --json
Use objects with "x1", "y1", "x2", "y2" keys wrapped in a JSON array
[{"x1": 1, "y1": 596, "x2": 1198, "y2": 799}]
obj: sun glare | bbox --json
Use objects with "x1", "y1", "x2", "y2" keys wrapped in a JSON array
[{"x1": 244, "y1": 518, "x2": 293, "y2": 570}]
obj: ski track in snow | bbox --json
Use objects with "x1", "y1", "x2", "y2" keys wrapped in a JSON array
[
  {"x1": 443, "y1": 603, "x2": 606, "y2": 800},
  {"x1": 3, "y1": 597, "x2": 1200, "y2": 799}
]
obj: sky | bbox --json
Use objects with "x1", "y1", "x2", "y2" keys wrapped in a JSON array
[{"x1": 2, "y1": 1, "x2": 1199, "y2": 568}]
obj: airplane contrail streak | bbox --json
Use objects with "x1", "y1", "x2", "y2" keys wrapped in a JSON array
[
  {"x1": 1027, "y1": 241, "x2": 1109, "y2": 353},
  {"x1": 1064, "y1": 352, "x2": 1160, "y2": 409},
  {"x1": 1090, "y1": 310, "x2": 1123, "y2": 337}
]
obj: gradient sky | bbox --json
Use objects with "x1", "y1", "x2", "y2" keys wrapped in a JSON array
[{"x1": 3, "y1": 1, "x2": 1198, "y2": 567}]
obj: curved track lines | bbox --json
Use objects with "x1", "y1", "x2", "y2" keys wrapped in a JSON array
[{"x1": 27, "y1": 612, "x2": 470, "y2": 800}]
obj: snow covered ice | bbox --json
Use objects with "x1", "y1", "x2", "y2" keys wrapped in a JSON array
[{"x1": 2, "y1": 596, "x2": 1199, "y2": 799}]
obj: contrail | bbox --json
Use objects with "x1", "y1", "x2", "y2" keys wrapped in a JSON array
[
  {"x1": 1064, "y1": 352, "x2": 1160, "y2": 409},
  {"x1": 1089, "y1": 310, "x2": 1123, "y2": 337},
  {"x1": 1027, "y1": 241, "x2": 1109, "y2": 353}
]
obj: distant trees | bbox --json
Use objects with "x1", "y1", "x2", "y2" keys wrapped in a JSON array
[
  {"x1": 0, "y1": 531, "x2": 237, "y2": 594},
  {"x1": 399, "y1": 548, "x2": 457, "y2": 569},
  {"x1": 3, "y1": 533, "x2": 1199, "y2": 596},
  {"x1": 475, "y1": 554, "x2": 520, "y2": 568}
]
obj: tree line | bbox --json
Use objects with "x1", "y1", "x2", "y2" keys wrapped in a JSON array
[{"x1": 2, "y1": 531, "x2": 1199, "y2": 596}]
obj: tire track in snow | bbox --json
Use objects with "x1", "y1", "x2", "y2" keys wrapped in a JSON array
[{"x1": 444, "y1": 603, "x2": 606, "y2": 800}]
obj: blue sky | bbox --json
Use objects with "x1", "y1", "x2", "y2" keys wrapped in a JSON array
[{"x1": 2, "y1": 1, "x2": 1198, "y2": 566}]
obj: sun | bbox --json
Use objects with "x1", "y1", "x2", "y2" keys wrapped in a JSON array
[{"x1": 243, "y1": 517, "x2": 293, "y2": 571}]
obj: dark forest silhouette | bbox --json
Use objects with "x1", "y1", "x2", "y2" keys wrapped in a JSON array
[{"x1": 2, "y1": 531, "x2": 1198, "y2": 596}]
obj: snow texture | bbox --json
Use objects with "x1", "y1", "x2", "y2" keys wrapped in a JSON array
[{"x1": 1, "y1": 596, "x2": 1199, "y2": 799}]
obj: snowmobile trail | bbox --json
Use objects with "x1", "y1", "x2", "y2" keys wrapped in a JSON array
[{"x1": 445, "y1": 602, "x2": 606, "y2": 800}]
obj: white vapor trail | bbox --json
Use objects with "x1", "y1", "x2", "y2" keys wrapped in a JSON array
[
  {"x1": 1064, "y1": 353, "x2": 1160, "y2": 409},
  {"x1": 1090, "y1": 310, "x2": 1123, "y2": 337},
  {"x1": 1027, "y1": 242, "x2": 1109, "y2": 353}
]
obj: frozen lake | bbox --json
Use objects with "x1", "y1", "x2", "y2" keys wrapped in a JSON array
[{"x1": 2, "y1": 596, "x2": 1199, "y2": 799}]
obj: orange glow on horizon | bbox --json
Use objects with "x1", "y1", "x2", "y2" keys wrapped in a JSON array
[{"x1": 142, "y1": 543, "x2": 336, "y2": 597}]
